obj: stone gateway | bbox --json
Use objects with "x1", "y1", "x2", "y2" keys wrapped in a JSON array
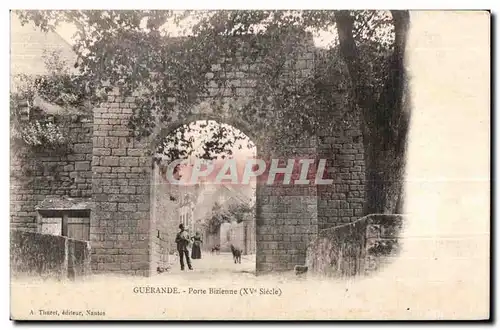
[{"x1": 11, "y1": 34, "x2": 367, "y2": 276}]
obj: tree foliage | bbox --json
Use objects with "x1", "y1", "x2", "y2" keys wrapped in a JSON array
[
  {"x1": 16, "y1": 10, "x2": 335, "y2": 154},
  {"x1": 15, "y1": 10, "x2": 411, "y2": 214},
  {"x1": 154, "y1": 120, "x2": 255, "y2": 165},
  {"x1": 202, "y1": 201, "x2": 255, "y2": 234},
  {"x1": 335, "y1": 10, "x2": 410, "y2": 213},
  {"x1": 10, "y1": 49, "x2": 92, "y2": 151}
]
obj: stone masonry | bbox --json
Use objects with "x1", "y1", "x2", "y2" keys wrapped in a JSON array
[
  {"x1": 10, "y1": 118, "x2": 93, "y2": 232},
  {"x1": 305, "y1": 214, "x2": 404, "y2": 277},
  {"x1": 91, "y1": 99, "x2": 152, "y2": 275},
  {"x1": 10, "y1": 33, "x2": 366, "y2": 276}
]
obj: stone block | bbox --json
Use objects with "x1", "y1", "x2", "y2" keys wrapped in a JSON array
[
  {"x1": 111, "y1": 167, "x2": 130, "y2": 173},
  {"x1": 95, "y1": 166, "x2": 112, "y2": 173},
  {"x1": 98, "y1": 202, "x2": 117, "y2": 212},
  {"x1": 120, "y1": 186, "x2": 136, "y2": 194},
  {"x1": 118, "y1": 203, "x2": 137, "y2": 212},
  {"x1": 120, "y1": 157, "x2": 139, "y2": 167},
  {"x1": 109, "y1": 130, "x2": 130, "y2": 137},
  {"x1": 112, "y1": 148, "x2": 127, "y2": 156},
  {"x1": 127, "y1": 149, "x2": 144, "y2": 157},
  {"x1": 100, "y1": 156, "x2": 120, "y2": 167},
  {"x1": 102, "y1": 186, "x2": 120, "y2": 194},
  {"x1": 104, "y1": 137, "x2": 119, "y2": 148},
  {"x1": 94, "y1": 148, "x2": 111, "y2": 156},
  {"x1": 75, "y1": 161, "x2": 90, "y2": 171}
]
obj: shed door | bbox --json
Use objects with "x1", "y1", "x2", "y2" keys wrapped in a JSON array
[{"x1": 66, "y1": 217, "x2": 90, "y2": 241}]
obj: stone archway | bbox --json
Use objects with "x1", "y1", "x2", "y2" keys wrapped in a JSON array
[
  {"x1": 89, "y1": 35, "x2": 366, "y2": 276},
  {"x1": 90, "y1": 95, "x2": 323, "y2": 276},
  {"x1": 6, "y1": 28, "x2": 371, "y2": 278},
  {"x1": 149, "y1": 115, "x2": 259, "y2": 274}
]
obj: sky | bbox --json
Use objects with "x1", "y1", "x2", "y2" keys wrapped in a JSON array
[{"x1": 54, "y1": 11, "x2": 337, "y2": 48}]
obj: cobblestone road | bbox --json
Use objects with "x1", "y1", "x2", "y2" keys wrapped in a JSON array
[{"x1": 163, "y1": 252, "x2": 256, "y2": 279}]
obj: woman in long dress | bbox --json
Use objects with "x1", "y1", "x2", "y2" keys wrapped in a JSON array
[{"x1": 191, "y1": 232, "x2": 203, "y2": 259}]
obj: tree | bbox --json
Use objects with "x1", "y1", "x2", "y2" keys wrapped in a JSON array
[
  {"x1": 15, "y1": 10, "x2": 411, "y2": 215},
  {"x1": 10, "y1": 49, "x2": 92, "y2": 152},
  {"x1": 334, "y1": 10, "x2": 410, "y2": 214},
  {"x1": 202, "y1": 201, "x2": 254, "y2": 234},
  {"x1": 154, "y1": 119, "x2": 255, "y2": 166},
  {"x1": 227, "y1": 202, "x2": 255, "y2": 223},
  {"x1": 203, "y1": 202, "x2": 230, "y2": 234}
]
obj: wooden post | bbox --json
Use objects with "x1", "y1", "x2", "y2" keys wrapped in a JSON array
[{"x1": 62, "y1": 213, "x2": 68, "y2": 237}]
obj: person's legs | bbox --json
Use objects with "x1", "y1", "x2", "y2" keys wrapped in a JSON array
[
  {"x1": 179, "y1": 250, "x2": 185, "y2": 270},
  {"x1": 184, "y1": 250, "x2": 193, "y2": 270}
]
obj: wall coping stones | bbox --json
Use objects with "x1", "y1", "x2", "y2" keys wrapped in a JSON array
[
  {"x1": 35, "y1": 196, "x2": 94, "y2": 211},
  {"x1": 10, "y1": 229, "x2": 92, "y2": 281},
  {"x1": 303, "y1": 213, "x2": 406, "y2": 278}
]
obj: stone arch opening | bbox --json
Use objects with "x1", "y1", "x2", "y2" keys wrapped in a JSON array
[
  {"x1": 150, "y1": 117, "x2": 260, "y2": 275},
  {"x1": 87, "y1": 33, "x2": 366, "y2": 276},
  {"x1": 89, "y1": 92, "x2": 365, "y2": 277}
]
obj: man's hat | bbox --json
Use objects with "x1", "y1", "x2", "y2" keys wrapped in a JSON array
[{"x1": 179, "y1": 223, "x2": 185, "y2": 230}]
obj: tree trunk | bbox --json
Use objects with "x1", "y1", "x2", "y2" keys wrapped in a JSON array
[
  {"x1": 336, "y1": 10, "x2": 411, "y2": 214},
  {"x1": 363, "y1": 138, "x2": 407, "y2": 214}
]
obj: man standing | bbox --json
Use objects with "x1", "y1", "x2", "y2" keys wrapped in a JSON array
[{"x1": 175, "y1": 223, "x2": 193, "y2": 271}]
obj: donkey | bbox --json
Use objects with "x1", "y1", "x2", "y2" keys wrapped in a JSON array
[{"x1": 230, "y1": 244, "x2": 242, "y2": 264}]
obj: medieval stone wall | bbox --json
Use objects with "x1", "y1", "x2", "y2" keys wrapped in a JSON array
[
  {"x1": 90, "y1": 96, "x2": 152, "y2": 276},
  {"x1": 316, "y1": 122, "x2": 366, "y2": 231},
  {"x1": 11, "y1": 229, "x2": 92, "y2": 280},
  {"x1": 10, "y1": 34, "x2": 368, "y2": 276},
  {"x1": 305, "y1": 214, "x2": 404, "y2": 277},
  {"x1": 146, "y1": 34, "x2": 327, "y2": 273},
  {"x1": 150, "y1": 165, "x2": 179, "y2": 272},
  {"x1": 10, "y1": 117, "x2": 93, "y2": 232},
  {"x1": 315, "y1": 50, "x2": 366, "y2": 232},
  {"x1": 256, "y1": 135, "x2": 319, "y2": 272}
]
